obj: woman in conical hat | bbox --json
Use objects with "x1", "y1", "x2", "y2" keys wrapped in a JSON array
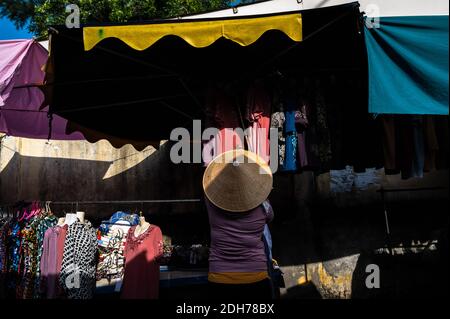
[{"x1": 203, "y1": 149, "x2": 274, "y2": 299}]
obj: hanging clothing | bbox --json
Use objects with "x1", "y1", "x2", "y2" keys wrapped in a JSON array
[
  {"x1": 423, "y1": 116, "x2": 439, "y2": 172},
  {"x1": 7, "y1": 221, "x2": 21, "y2": 276},
  {"x1": 282, "y1": 98, "x2": 298, "y2": 172},
  {"x1": 397, "y1": 116, "x2": 415, "y2": 179},
  {"x1": 411, "y1": 116, "x2": 425, "y2": 178},
  {"x1": 0, "y1": 220, "x2": 10, "y2": 273},
  {"x1": 121, "y1": 225, "x2": 163, "y2": 299},
  {"x1": 59, "y1": 220, "x2": 97, "y2": 299},
  {"x1": 98, "y1": 211, "x2": 139, "y2": 235},
  {"x1": 295, "y1": 105, "x2": 309, "y2": 168},
  {"x1": 40, "y1": 224, "x2": 67, "y2": 299},
  {"x1": 380, "y1": 115, "x2": 399, "y2": 175},
  {"x1": 97, "y1": 217, "x2": 135, "y2": 282},
  {"x1": 246, "y1": 83, "x2": 272, "y2": 162},
  {"x1": 33, "y1": 215, "x2": 57, "y2": 298},
  {"x1": 305, "y1": 87, "x2": 332, "y2": 171},
  {"x1": 203, "y1": 87, "x2": 243, "y2": 166},
  {"x1": 434, "y1": 116, "x2": 449, "y2": 170},
  {"x1": 270, "y1": 111, "x2": 286, "y2": 168},
  {"x1": 0, "y1": 218, "x2": 13, "y2": 299},
  {"x1": 9, "y1": 209, "x2": 56, "y2": 299},
  {"x1": 17, "y1": 220, "x2": 39, "y2": 299}
]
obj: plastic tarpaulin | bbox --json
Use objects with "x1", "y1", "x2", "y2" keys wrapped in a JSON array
[
  {"x1": 0, "y1": 39, "x2": 83, "y2": 140},
  {"x1": 365, "y1": 15, "x2": 449, "y2": 115}
]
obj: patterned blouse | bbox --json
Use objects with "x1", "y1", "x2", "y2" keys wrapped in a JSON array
[{"x1": 59, "y1": 221, "x2": 98, "y2": 299}]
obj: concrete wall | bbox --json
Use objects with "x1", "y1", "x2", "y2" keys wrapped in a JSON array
[
  {"x1": 0, "y1": 135, "x2": 204, "y2": 217},
  {"x1": 1, "y1": 134, "x2": 448, "y2": 298}
]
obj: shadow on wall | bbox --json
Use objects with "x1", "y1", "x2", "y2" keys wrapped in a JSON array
[
  {"x1": 270, "y1": 183, "x2": 449, "y2": 266},
  {"x1": 0, "y1": 141, "x2": 210, "y2": 245},
  {"x1": 0, "y1": 142, "x2": 205, "y2": 219},
  {"x1": 351, "y1": 234, "x2": 449, "y2": 299},
  {"x1": 282, "y1": 281, "x2": 322, "y2": 299}
]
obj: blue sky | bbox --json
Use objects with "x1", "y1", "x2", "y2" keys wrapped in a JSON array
[{"x1": 0, "y1": 17, "x2": 33, "y2": 40}]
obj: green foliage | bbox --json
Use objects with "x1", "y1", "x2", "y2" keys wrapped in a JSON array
[
  {"x1": 0, "y1": 0, "x2": 241, "y2": 38},
  {"x1": 0, "y1": 0, "x2": 38, "y2": 29},
  {"x1": 31, "y1": 0, "x2": 158, "y2": 37},
  {"x1": 160, "y1": 0, "x2": 228, "y2": 17}
]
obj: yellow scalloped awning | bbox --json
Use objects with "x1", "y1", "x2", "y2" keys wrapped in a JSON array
[{"x1": 83, "y1": 13, "x2": 302, "y2": 51}]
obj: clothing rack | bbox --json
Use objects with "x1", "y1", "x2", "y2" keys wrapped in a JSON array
[
  {"x1": 0, "y1": 199, "x2": 203, "y2": 215},
  {"x1": 48, "y1": 199, "x2": 202, "y2": 204}
]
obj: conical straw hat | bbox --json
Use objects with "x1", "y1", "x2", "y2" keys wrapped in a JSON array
[{"x1": 203, "y1": 149, "x2": 273, "y2": 212}]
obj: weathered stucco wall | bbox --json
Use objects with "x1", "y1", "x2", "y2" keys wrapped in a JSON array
[
  {"x1": 0, "y1": 135, "x2": 204, "y2": 217},
  {"x1": 1, "y1": 134, "x2": 448, "y2": 298}
]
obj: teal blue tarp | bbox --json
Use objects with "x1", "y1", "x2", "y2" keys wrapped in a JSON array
[{"x1": 365, "y1": 16, "x2": 449, "y2": 115}]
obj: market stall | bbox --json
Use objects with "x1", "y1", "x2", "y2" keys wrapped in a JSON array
[{"x1": 0, "y1": 0, "x2": 448, "y2": 300}]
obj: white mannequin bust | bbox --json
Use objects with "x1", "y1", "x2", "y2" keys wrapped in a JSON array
[
  {"x1": 134, "y1": 214, "x2": 150, "y2": 237},
  {"x1": 76, "y1": 211, "x2": 85, "y2": 223},
  {"x1": 64, "y1": 213, "x2": 77, "y2": 225},
  {"x1": 57, "y1": 217, "x2": 66, "y2": 226}
]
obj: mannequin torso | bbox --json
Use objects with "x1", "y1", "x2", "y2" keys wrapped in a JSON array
[
  {"x1": 76, "y1": 211, "x2": 85, "y2": 223},
  {"x1": 64, "y1": 213, "x2": 77, "y2": 225},
  {"x1": 134, "y1": 216, "x2": 150, "y2": 237}
]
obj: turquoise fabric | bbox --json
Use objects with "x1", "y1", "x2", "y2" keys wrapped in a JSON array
[{"x1": 364, "y1": 16, "x2": 449, "y2": 115}]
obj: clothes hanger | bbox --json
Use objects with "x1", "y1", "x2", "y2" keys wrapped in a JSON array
[
  {"x1": 42, "y1": 201, "x2": 49, "y2": 217},
  {"x1": 18, "y1": 203, "x2": 29, "y2": 222},
  {"x1": 26, "y1": 201, "x2": 39, "y2": 220}
]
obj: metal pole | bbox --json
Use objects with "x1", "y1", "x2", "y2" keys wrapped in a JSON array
[{"x1": 48, "y1": 199, "x2": 202, "y2": 205}]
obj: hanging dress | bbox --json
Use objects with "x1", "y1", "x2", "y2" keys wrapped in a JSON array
[
  {"x1": 282, "y1": 97, "x2": 298, "y2": 172},
  {"x1": 121, "y1": 225, "x2": 163, "y2": 299}
]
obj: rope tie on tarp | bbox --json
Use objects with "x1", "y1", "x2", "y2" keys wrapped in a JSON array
[{"x1": 47, "y1": 111, "x2": 53, "y2": 141}]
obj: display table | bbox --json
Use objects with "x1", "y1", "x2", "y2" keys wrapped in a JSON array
[{"x1": 95, "y1": 267, "x2": 208, "y2": 294}]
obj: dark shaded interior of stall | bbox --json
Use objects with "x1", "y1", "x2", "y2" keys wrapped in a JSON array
[{"x1": 48, "y1": 3, "x2": 366, "y2": 142}]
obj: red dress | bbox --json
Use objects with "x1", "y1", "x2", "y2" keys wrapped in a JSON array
[{"x1": 121, "y1": 225, "x2": 163, "y2": 299}]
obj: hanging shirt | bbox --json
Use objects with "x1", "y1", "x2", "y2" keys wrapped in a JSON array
[
  {"x1": 59, "y1": 220, "x2": 97, "y2": 299},
  {"x1": 203, "y1": 87, "x2": 243, "y2": 166},
  {"x1": 246, "y1": 83, "x2": 272, "y2": 162},
  {"x1": 40, "y1": 224, "x2": 67, "y2": 299}
]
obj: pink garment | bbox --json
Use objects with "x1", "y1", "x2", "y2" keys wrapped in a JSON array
[
  {"x1": 203, "y1": 88, "x2": 243, "y2": 166},
  {"x1": 121, "y1": 225, "x2": 163, "y2": 299},
  {"x1": 0, "y1": 39, "x2": 83, "y2": 140},
  {"x1": 246, "y1": 84, "x2": 271, "y2": 162},
  {"x1": 40, "y1": 224, "x2": 67, "y2": 299},
  {"x1": 295, "y1": 105, "x2": 309, "y2": 168}
]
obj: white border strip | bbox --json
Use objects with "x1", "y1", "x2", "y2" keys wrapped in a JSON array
[{"x1": 184, "y1": 0, "x2": 449, "y2": 19}]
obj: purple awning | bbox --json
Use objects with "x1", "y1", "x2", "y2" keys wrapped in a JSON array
[{"x1": 0, "y1": 39, "x2": 83, "y2": 140}]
